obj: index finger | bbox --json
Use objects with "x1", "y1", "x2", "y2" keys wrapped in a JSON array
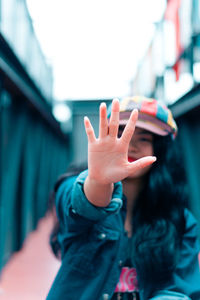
[{"x1": 120, "y1": 109, "x2": 138, "y2": 145}]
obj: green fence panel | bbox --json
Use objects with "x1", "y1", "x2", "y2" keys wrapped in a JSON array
[
  {"x1": 19, "y1": 110, "x2": 43, "y2": 242},
  {"x1": 0, "y1": 91, "x2": 70, "y2": 272},
  {"x1": 178, "y1": 119, "x2": 200, "y2": 239},
  {"x1": 0, "y1": 97, "x2": 28, "y2": 269}
]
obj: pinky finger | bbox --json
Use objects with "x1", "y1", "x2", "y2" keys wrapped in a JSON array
[{"x1": 84, "y1": 116, "x2": 96, "y2": 143}]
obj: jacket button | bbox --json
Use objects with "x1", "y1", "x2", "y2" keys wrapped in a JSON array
[
  {"x1": 119, "y1": 260, "x2": 123, "y2": 266},
  {"x1": 99, "y1": 233, "x2": 106, "y2": 239},
  {"x1": 102, "y1": 294, "x2": 109, "y2": 299}
]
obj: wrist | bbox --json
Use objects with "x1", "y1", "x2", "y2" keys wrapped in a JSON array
[
  {"x1": 84, "y1": 176, "x2": 114, "y2": 207},
  {"x1": 87, "y1": 175, "x2": 113, "y2": 189}
]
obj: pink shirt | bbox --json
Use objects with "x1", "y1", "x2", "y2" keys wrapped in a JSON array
[{"x1": 115, "y1": 267, "x2": 139, "y2": 293}]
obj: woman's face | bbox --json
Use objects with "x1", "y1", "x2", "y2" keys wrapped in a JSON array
[{"x1": 118, "y1": 126, "x2": 154, "y2": 179}]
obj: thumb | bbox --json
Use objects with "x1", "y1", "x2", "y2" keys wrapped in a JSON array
[{"x1": 127, "y1": 156, "x2": 157, "y2": 175}]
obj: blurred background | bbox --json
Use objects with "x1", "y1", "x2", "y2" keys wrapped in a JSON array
[{"x1": 0, "y1": 0, "x2": 200, "y2": 298}]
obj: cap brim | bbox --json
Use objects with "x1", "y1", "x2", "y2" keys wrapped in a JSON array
[{"x1": 119, "y1": 112, "x2": 172, "y2": 136}]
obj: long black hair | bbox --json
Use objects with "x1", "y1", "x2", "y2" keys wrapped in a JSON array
[{"x1": 131, "y1": 134, "x2": 188, "y2": 291}]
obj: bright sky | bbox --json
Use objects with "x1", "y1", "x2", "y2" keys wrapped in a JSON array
[{"x1": 26, "y1": 0, "x2": 166, "y2": 101}]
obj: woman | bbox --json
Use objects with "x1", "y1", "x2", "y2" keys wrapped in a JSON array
[{"x1": 47, "y1": 96, "x2": 200, "y2": 300}]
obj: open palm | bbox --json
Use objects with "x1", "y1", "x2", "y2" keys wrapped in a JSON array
[{"x1": 84, "y1": 99, "x2": 156, "y2": 185}]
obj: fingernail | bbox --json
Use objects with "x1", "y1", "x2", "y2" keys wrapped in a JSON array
[{"x1": 84, "y1": 116, "x2": 89, "y2": 123}]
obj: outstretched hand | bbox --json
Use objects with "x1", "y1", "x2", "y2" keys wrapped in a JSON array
[{"x1": 84, "y1": 98, "x2": 156, "y2": 186}]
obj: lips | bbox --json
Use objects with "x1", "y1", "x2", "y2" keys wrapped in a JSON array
[{"x1": 128, "y1": 156, "x2": 137, "y2": 163}]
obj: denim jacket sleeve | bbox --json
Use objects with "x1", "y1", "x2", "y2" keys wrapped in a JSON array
[
  {"x1": 55, "y1": 170, "x2": 123, "y2": 235},
  {"x1": 71, "y1": 170, "x2": 123, "y2": 221}
]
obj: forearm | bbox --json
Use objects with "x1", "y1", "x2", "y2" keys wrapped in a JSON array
[{"x1": 84, "y1": 176, "x2": 114, "y2": 207}]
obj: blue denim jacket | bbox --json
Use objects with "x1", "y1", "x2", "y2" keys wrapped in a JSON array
[{"x1": 46, "y1": 170, "x2": 200, "y2": 300}]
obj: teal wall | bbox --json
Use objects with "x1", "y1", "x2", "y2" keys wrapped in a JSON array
[
  {"x1": 177, "y1": 116, "x2": 200, "y2": 239},
  {"x1": 0, "y1": 89, "x2": 70, "y2": 271}
]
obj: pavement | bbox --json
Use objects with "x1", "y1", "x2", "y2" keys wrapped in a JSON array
[{"x1": 0, "y1": 214, "x2": 61, "y2": 300}]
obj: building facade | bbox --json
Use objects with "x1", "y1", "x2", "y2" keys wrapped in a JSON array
[{"x1": 131, "y1": 0, "x2": 200, "y2": 237}]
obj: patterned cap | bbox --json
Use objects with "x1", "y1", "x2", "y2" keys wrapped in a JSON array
[{"x1": 109, "y1": 96, "x2": 178, "y2": 138}]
